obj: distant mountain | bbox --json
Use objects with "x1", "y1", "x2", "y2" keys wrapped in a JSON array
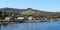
[
  {"x1": 0, "y1": 7, "x2": 52, "y2": 13},
  {"x1": 0, "y1": 7, "x2": 27, "y2": 13},
  {"x1": 0, "y1": 7, "x2": 60, "y2": 18}
]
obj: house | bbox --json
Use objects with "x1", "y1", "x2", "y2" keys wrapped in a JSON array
[
  {"x1": 11, "y1": 14, "x2": 14, "y2": 16},
  {"x1": 44, "y1": 18, "x2": 48, "y2": 20},
  {"x1": 56, "y1": 18, "x2": 60, "y2": 21},
  {"x1": 28, "y1": 16, "x2": 33, "y2": 20},
  {"x1": 17, "y1": 17, "x2": 24, "y2": 20},
  {"x1": 24, "y1": 16, "x2": 28, "y2": 20},
  {"x1": 4, "y1": 17, "x2": 11, "y2": 21}
]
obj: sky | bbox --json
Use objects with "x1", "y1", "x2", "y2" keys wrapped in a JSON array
[{"x1": 0, "y1": 0, "x2": 60, "y2": 12}]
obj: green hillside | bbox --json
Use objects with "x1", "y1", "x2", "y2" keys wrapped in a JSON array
[{"x1": 0, "y1": 8, "x2": 60, "y2": 18}]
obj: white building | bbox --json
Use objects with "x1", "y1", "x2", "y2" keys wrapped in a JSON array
[
  {"x1": 56, "y1": 18, "x2": 60, "y2": 21},
  {"x1": 5, "y1": 17, "x2": 11, "y2": 21},
  {"x1": 28, "y1": 16, "x2": 33, "y2": 20},
  {"x1": 17, "y1": 17, "x2": 24, "y2": 20}
]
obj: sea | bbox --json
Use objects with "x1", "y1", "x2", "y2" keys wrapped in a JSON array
[{"x1": 1, "y1": 22, "x2": 60, "y2": 30}]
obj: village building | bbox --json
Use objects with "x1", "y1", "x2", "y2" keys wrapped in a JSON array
[
  {"x1": 44, "y1": 18, "x2": 48, "y2": 20},
  {"x1": 17, "y1": 17, "x2": 24, "y2": 20},
  {"x1": 24, "y1": 16, "x2": 28, "y2": 20},
  {"x1": 11, "y1": 14, "x2": 14, "y2": 16},
  {"x1": 56, "y1": 18, "x2": 60, "y2": 21},
  {"x1": 4, "y1": 17, "x2": 11, "y2": 21},
  {"x1": 12, "y1": 17, "x2": 25, "y2": 21},
  {"x1": 28, "y1": 16, "x2": 33, "y2": 20},
  {"x1": 33, "y1": 18, "x2": 36, "y2": 20}
]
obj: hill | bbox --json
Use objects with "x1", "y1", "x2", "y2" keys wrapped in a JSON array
[{"x1": 0, "y1": 7, "x2": 60, "y2": 18}]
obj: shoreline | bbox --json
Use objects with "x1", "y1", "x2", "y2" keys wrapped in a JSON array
[{"x1": 0, "y1": 20, "x2": 57, "y2": 24}]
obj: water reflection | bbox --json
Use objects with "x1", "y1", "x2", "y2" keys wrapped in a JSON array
[{"x1": 1, "y1": 23, "x2": 32, "y2": 30}]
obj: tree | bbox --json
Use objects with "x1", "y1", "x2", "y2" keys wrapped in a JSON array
[{"x1": 0, "y1": 11, "x2": 4, "y2": 20}]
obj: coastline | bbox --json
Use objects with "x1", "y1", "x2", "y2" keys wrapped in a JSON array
[{"x1": 0, "y1": 19, "x2": 56, "y2": 24}]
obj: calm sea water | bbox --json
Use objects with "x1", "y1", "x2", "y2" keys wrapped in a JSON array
[{"x1": 1, "y1": 22, "x2": 60, "y2": 30}]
